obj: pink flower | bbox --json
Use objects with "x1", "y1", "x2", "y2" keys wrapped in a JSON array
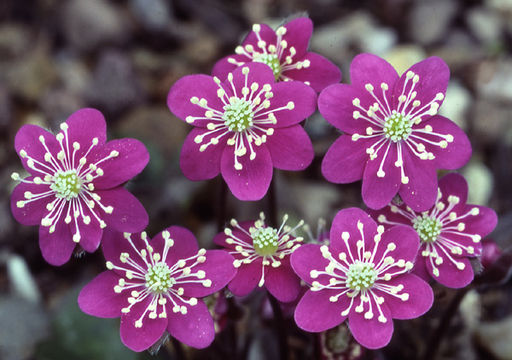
[
  {"x1": 369, "y1": 173, "x2": 498, "y2": 288},
  {"x1": 213, "y1": 213, "x2": 304, "y2": 302},
  {"x1": 212, "y1": 17, "x2": 341, "y2": 92},
  {"x1": 10, "y1": 108, "x2": 149, "y2": 266},
  {"x1": 78, "y1": 227, "x2": 236, "y2": 352},
  {"x1": 320, "y1": 54, "x2": 471, "y2": 211},
  {"x1": 292, "y1": 208, "x2": 433, "y2": 349},
  {"x1": 167, "y1": 63, "x2": 316, "y2": 200}
]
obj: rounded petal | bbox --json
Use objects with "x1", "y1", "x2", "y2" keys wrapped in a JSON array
[
  {"x1": 164, "y1": 226, "x2": 200, "y2": 267},
  {"x1": 120, "y1": 297, "x2": 167, "y2": 352},
  {"x1": 464, "y1": 205, "x2": 498, "y2": 238},
  {"x1": 14, "y1": 124, "x2": 60, "y2": 177},
  {"x1": 167, "y1": 300, "x2": 215, "y2": 349},
  {"x1": 78, "y1": 271, "x2": 125, "y2": 318},
  {"x1": 211, "y1": 54, "x2": 248, "y2": 80},
  {"x1": 242, "y1": 23, "x2": 277, "y2": 52},
  {"x1": 101, "y1": 229, "x2": 147, "y2": 274},
  {"x1": 180, "y1": 128, "x2": 225, "y2": 181},
  {"x1": 329, "y1": 208, "x2": 377, "y2": 257},
  {"x1": 265, "y1": 258, "x2": 301, "y2": 303},
  {"x1": 362, "y1": 143, "x2": 400, "y2": 210},
  {"x1": 282, "y1": 17, "x2": 313, "y2": 58},
  {"x1": 267, "y1": 81, "x2": 317, "y2": 128},
  {"x1": 399, "y1": 146, "x2": 438, "y2": 212},
  {"x1": 76, "y1": 207, "x2": 103, "y2": 253},
  {"x1": 91, "y1": 138, "x2": 149, "y2": 190},
  {"x1": 66, "y1": 109, "x2": 107, "y2": 158},
  {"x1": 379, "y1": 274, "x2": 433, "y2": 320},
  {"x1": 291, "y1": 243, "x2": 327, "y2": 285},
  {"x1": 10, "y1": 180, "x2": 52, "y2": 226},
  {"x1": 394, "y1": 57, "x2": 449, "y2": 111},
  {"x1": 368, "y1": 203, "x2": 413, "y2": 229},
  {"x1": 350, "y1": 53, "x2": 399, "y2": 91},
  {"x1": 265, "y1": 125, "x2": 313, "y2": 171},
  {"x1": 426, "y1": 254, "x2": 474, "y2": 288},
  {"x1": 377, "y1": 225, "x2": 420, "y2": 265},
  {"x1": 181, "y1": 250, "x2": 236, "y2": 298},
  {"x1": 96, "y1": 187, "x2": 148, "y2": 233},
  {"x1": 348, "y1": 300, "x2": 393, "y2": 349},
  {"x1": 228, "y1": 259, "x2": 261, "y2": 297},
  {"x1": 283, "y1": 52, "x2": 341, "y2": 92},
  {"x1": 412, "y1": 254, "x2": 431, "y2": 281},
  {"x1": 167, "y1": 74, "x2": 223, "y2": 127},
  {"x1": 39, "y1": 219, "x2": 75, "y2": 266},
  {"x1": 294, "y1": 289, "x2": 348, "y2": 332},
  {"x1": 322, "y1": 135, "x2": 372, "y2": 184},
  {"x1": 220, "y1": 144, "x2": 273, "y2": 201},
  {"x1": 420, "y1": 115, "x2": 471, "y2": 170},
  {"x1": 228, "y1": 62, "x2": 275, "y2": 93},
  {"x1": 438, "y1": 172, "x2": 468, "y2": 206}
]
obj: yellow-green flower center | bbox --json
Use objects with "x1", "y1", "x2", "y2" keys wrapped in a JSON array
[
  {"x1": 145, "y1": 262, "x2": 175, "y2": 294},
  {"x1": 223, "y1": 97, "x2": 254, "y2": 132},
  {"x1": 253, "y1": 53, "x2": 282, "y2": 80},
  {"x1": 346, "y1": 260, "x2": 377, "y2": 290},
  {"x1": 252, "y1": 226, "x2": 279, "y2": 256},
  {"x1": 51, "y1": 170, "x2": 82, "y2": 200},
  {"x1": 413, "y1": 215, "x2": 442, "y2": 243},
  {"x1": 383, "y1": 111, "x2": 412, "y2": 142}
]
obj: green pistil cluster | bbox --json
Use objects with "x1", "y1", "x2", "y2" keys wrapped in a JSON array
[
  {"x1": 413, "y1": 215, "x2": 442, "y2": 243},
  {"x1": 51, "y1": 170, "x2": 82, "y2": 200},
  {"x1": 383, "y1": 111, "x2": 412, "y2": 142},
  {"x1": 253, "y1": 53, "x2": 282, "y2": 80},
  {"x1": 223, "y1": 97, "x2": 254, "y2": 132},
  {"x1": 346, "y1": 260, "x2": 377, "y2": 290},
  {"x1": 252, "y1": 226, "x2": 279, "y2": 256},
  {"x1": 145, "y1": 262, "x2": 174, "y2": 294}
]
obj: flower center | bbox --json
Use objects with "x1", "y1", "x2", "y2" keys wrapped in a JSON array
[
  {"x1": 223, "y1": 97, "x2": 254, "y2": 132},
  {"x1": 251, "y1": 226, "x2": 279, "y2": 256},
  {"x1": 346, "y1": 260, "x2": 377, "y2": 290},
  {"x1": 51, "y1": 170, "x2": 82, "y2": 200},
  {"x1": 383, "y1": 111, "x2": 412, "y2": 142},
  {"x1": 145, "y1": 262, "x2": 175, "y2": 294},
  {"x1": 253, "y1": 53, "x2": 282, "y2": 80},
  {"x1": 413, "y1": 215, "x2": 442, "y2": 243}
]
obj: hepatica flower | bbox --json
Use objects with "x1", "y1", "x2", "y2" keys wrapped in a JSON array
[
  {"x1": 214, "y1": 213, "x2": 304, "y2": 302},
  {"x1": 212, "y1": 17, "x2": 341, "y2": 92},
  {"x1": 320, "y1": 54, "x2": 471, "y2": 211},
  {"x1": 370, "y1": 173, "x2": 498, "y2": 288},
  {"x1": 292, "y1": 208, "x2": 433, "y2": 349},
  {"x1": 10, "y1": 109, "x2": 149, "y2": 266},
  {"x1": 78, "y1": 227, "x2": 236, "y2": 351},
  {"x1": 168, "y1": 62, "x2": 316, "y2": 200}
]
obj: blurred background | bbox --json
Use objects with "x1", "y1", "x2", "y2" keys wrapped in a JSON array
[{"x1": 0, "y1": 0, "x2": 511, "y2": 359}]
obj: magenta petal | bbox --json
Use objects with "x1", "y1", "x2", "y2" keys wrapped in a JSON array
[
  {"x1": 181, "y1": 250, "x2": 236, "y2": 298},
  {"x1": 282, "y1": 17, "x2": 313, "y2": 58},
  {"x1": 395, "y1": 57, "x2": 449, "y2": 110},
  {"x1": 377, "y1": 225, "x2": 419, "y2": 264},
  {"x1": 294, "y1": 289, "x2": 348, "y2": 332},
  {"x1": 78, "y1": 271, "x2": 125, "y2": 318},
  {"x1": 265, "y1": 258, "x2": 301, "y2": 302},
  {"x1": 242, "y1": 23, "x2": 276, "y2": 52},
  {"x1": 77, "y1": 210, "x2": 103, "y2": 253},
  {"x1": 412, "y1": 255, "x2": 431, "y2": 281},
  {"x1": 380, "y1": 274, "x2": 433, "y2": 320},
  {"x1": 421, "y1": 116, "x2": 471, "y2": 170},
  {"x1": 265, "y1": 125, "x2": 313, "y2": 171},
  {"x1": 399, "y1": 147, "x2": 438, "y2": 212},
  {"x1": 102, "y1": 229, "x2": 146, "y2": 272},
  {"x1": 14, "y1": 124, "x2": 60, "y2": 177},
  {"x1": 329, "y1": 208, "x2": 377, "y2": 256},
  {"x1": 180, "y1": 128, "x2": 225, "y2": 181},
  {"x1": 220, "y1": 144, "x2": 273, "y2": 201},
  {"x1": 228, "y1": 259, "x2": 261, "y2": 297},
  {"x1": 426, "y1": 255, "x2": 474, "y2": 288},
  {"x1": 211, "y1": 54, "x2": 247, "y2": 80},
  {"x1": 464, "y1": 205, "x2": 498, "y2": 238},
  {"x1": 268, "y1": 81, "x2": 317, "y2": 128},
  {"x1": 10, "y1": 180, "x2": 51, "y2": 225},
  {"x1": 291, "y1": 243, "x2": 327, "y2": 285},
  {"x1": 91, "y1": 138, "x2": 149, "y2": 190},
  {"x1": 167, "y1": 300, "x2": 215, "y2": 349},
  {"x1": 229, "y1": 63, "x2": 275, "y2": 92},
  {"x1": 350, "y1": 53, "x2": 399, "y2": 91},
  {"x1": 348, "y1": 302, "x2": 393, "y2": 349},
  {"x1": 283, "y1": 52, "x2": 341, "y2": 92},
  {"x1": 120, "y1": 297, "x2": 167, "y2": 352},
  {"x1": 66, "y1": 108, "x2": 107, "y2": 159},
  {"x1": 96, "y1": 187, "x2": 148, "y2": 233},
  {"x1": 39, "y1": 219, "x2": 75, "y2": 266},
  {"x1": 362, "y1": 143, "x2": 400, "y2": 210},
  {"x1": 164, "y1": 226, "x2": 200, "y2": 267},
  {"x1": 322, "y1": 135, "x2": 371, "y2": 184},
  {"x1": 439, "y1": 173, "x2": 468, "y2": 206},
  {"x1": 167, "y1": 74, "x2": 223, "y2": 127}
]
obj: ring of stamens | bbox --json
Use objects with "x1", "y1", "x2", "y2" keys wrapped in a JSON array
[
  {"x1": 223, "y1": 97, "x2": 254, "y2": 132},
  {"x1": 251, "y1": 226, "x2": 279, "y2": 256},
  {"x1": 51, "y1": 169, "x2": 82, "y2": 200},
  {"x1": 346, "y1": 260, "x2": 378, "y2": 290},
  {"x1": 383, "y1": 111, "x2": 412, "y2": 142},
  {"x1": 145, "y1": 262, "x2": 175, "y2": 294},
  {"x1": 413, "y1": 215, "x2": 442, "y2": 243}
]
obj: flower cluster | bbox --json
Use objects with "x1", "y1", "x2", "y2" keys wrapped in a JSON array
[
  {"x1": 369, "y1": 173, "x2": 498, "y2": 288},
  {"x1": 78, "y1": 227, "x2": 236, "y2": 351},
  {"x1": 10, "y1": 109, "x2": 149, "y2": 265}
]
